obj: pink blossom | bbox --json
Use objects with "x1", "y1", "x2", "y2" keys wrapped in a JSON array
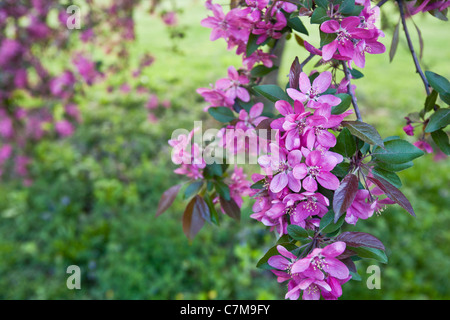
[
  {"x1": 273, "y1": 100, "x2": 311, "y2": 150},
  {"x1": 237, "y1": 102, "x2": 267, "y2": 129},
  {"x1": 146, "y1": 94, "x2": 159, "y2": 110},
  {"x1": 345, "y1": 189, "x2": 375, "y2": 225},
  {"x1": 403, "y1": 124, "x2": 415, "y2": 136},
  {"x1": 252, "y1": 21, "x2": 284, "y2": 45},
  {"x1": 73, "y1": 54, "x2": 101, "y2": 85},
  {"x1": 414, "y1": 140, "x2": 433, "y2": 153},
  {"x1": 320, "y1": 16, "x2": 374, "y2": 61},
  {"x1": 287, "y1": 71, "x2": 341, "y2": 109},
  {"x1": 291, "y1": 242, "x2": 349, "y2": 280},
  {"x1": 197, "y1": 86, "x2": 235, "y2": 110},
  {"x1": 293, "y1": 150, "x2": 340, "y2": 192},
  {"x1": 228, "y1": 167, "x2": 252, "y2": 208},
  {"x1": 0, "y1": 144, "x2": 12, "y2": 165},
  {"x1": 161, "y1": 11, "x2": 178, "y2": 26},
  {"x1": 55, "y1": 120, "x2": 75, "y2": 138},
  {"x1": 258, "y1": 144, "x2": 303, "y2": 193},
  {"x1": 0, "y1": 38, "x2": 23, "y2": 67},
  {"x1": 286, "y1": 192, "x2": 329, "y2": 226},
  {"x1": 216, "y1": 66, "x2": 250, "y2": 102},
  {"x1": 49, "y1": 70, "x2": 75, "y2": 99},
  {"x1": 352, "y1": 37, "x2": 386, "y2": 68},
  {"x1": 268, "y1": 245, "x2": 297, "y2": 278},
  {"x1": 243, "y1": 49, "x2": 276, "y2": 69}
]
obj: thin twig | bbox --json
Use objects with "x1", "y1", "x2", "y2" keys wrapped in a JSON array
[
  {"x1": 397, "y1": 0, "x2": 430, "y2": 95},
  {"x1": 300, "y1": 52, "x2": 315, "y2": 70},
  {"x1": 376, "y1": 0, "x2": 389, "y2": 7},
  {"x1": 341, "y1": 61, "x2": 363, "y2": 121},
  {"x1": 300, "y1": 53, "x2": 315, "y2": 70}
]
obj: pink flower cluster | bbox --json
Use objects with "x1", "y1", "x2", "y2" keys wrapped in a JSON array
[
  {"x1": 197, "y1": 0, "x2": 288, "y2": 109},
  {"x1": 305, "y1": 0, "x2": 386, "y2": 68},
  {"x1": 268, "y1": 242, "x2": 351, "y2": 300},
  {"x1": 169, "y1": 129, "x2": 206, "y2": 180},
  {"x1": 250, "y1": 71, "x2": 353, "y2": 234}
]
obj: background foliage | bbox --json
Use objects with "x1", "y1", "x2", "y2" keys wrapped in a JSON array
[{"x1": 0, "y1": 0, "x2": 449, "y2": 299}]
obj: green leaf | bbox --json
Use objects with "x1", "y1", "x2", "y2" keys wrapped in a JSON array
[
  {"x1": 339, "y1": 0, "x2": 355, "y2": 15},
  {"x1": 319, "y1": 30, "x2": 337, "y2": 47},
  {"x1": 372, "y1": 139, "x2": 424, "y2": 164},
  {"x1": 246, "y1": 33, "x2": 260, "y2": 56},
  {"x1": 332, "y1": 128, "x2": 356, "y2": 158},
  {"x1": 315, "y1": 0, "x2": 329, "y2": 9},
  {"x1": 251, "y1": 65, "x2": 278, "y2": 78},
  {"x1": 373, "y1": 160, "x2": 413, "y2": 172},
  {"x1": 203, "y1": 162, "x2": 223, "y2": 178},
  {"x1": 431, "y1": 129, "x2": 450, "y2": 155},
  {"x1": 287, "y1": 225, "x2": 311, "y2": 241},
  {"x1": 214, "y1": 181, "x2": 230, "y2": 201},
  {"x1": 331, "y1": 162, "x2": 350, "y2": 178},
  {"x1": 425, "y1": 71, "x2": 450, "y2": 104},
  {"x1": 311, "y1": 7, "x2": 330, "y2": 24},
  {"x1": 349, "y1": 246, "x2": 388, "y2": 264},
  {"x1": 321, "y1": 214, "x2": 345, "y2": 234},
  {"x1": 252, "y1": 85, "x2": 290, "y2": 103},
  {"x1": 425, "y1": 108, "x2": 450, "y2": 133},
  {"x1": 349, "y1": 68, "x2": 364, "y2": 79},
  {"x1": 287, "y1": 17, "x2": 309, "y2": 35},
  {"x1": 184, "y1": 181, "x2": 204, "y2": 199},
  {"x1": 250, "y1": 179, "x2": 265, "y2": 189},
  {"x1": 424, "y1": 90, "x2": 439, "y2": 113},
  {"x1": 208, "y1": 107, "x2": 235, "y2": 123},
  {"x1": 204, "y1": 192, "x2": 220, "y2": 226},
  {"x1": 331, "y1": 93, "x2": 352, "y2": 115},
  {"x1": 319, "y1": 210, "x2": 334, "y2": 232},
  {"x1": 341, "y1": 121, "x2": 385, "y2": 148}
]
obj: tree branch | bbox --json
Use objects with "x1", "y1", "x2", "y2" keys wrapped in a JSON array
[
  {"x1": 341, "y1": 61, "x2": 363, "y2": 121},
  {"x1": 376, "y1": 0, "x2": 389, "y2": 7},
  {"x1": 300, "y1": 52, "x2": 315, "y2": 70},
  {"x1": 397, "y1": 0, "x2": 431, "y2": 95}
]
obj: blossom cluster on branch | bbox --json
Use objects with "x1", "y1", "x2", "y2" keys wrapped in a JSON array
[{"x1": 158, "y1": 0, "x2": 450, "y2": 300}]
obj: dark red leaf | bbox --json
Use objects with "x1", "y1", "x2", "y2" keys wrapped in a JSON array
[
  {"x1": 182, "y1": 195, "x2": 209, "y2": 240},
  {"x1": 333, "y1": 173, "x2": 359, "y2": 222},
  {"x1": 336, "y1": 232, "x2": 385, "y2": 251},
  {"x1": 255, "y1": 118, "x2": 274, "y2": 142},
  {"x1": 367, "y1": 176, "x2": 416, "y2": 217},
  {"x1": 336, "y1": 248, "x2": 357, "y2": 260},
  {"x1": 156, "y1": 184, "x2": 181, "y2": 217},
  {"x1": 219, "y1": 196, "x2": 241, "y2": 222},
  {"x1": 289, "y1": 56, "x2": 301, "y2": 90},
  {"x1": 340, "y1": 257, "x2": 357, "y2": 273}
]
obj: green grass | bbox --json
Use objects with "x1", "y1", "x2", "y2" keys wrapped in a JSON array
[{"x1": 0, "y1": 1, "x2": 448, "y2": 300}]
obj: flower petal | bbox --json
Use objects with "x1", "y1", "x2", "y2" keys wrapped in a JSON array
[
  {"x1": 312, "y1": 71, "x2": 332, "y2": 94},
  {"x1": 270, "y1": 172, "x2": 288, "y2": 193},
  {"x1": 316, "y1": 171, "x2": 340, "y2": 190}
]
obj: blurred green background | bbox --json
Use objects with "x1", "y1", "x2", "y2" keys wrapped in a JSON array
[{"x1": 0, "y1": 1, "x2": 449, "y2": 299}]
